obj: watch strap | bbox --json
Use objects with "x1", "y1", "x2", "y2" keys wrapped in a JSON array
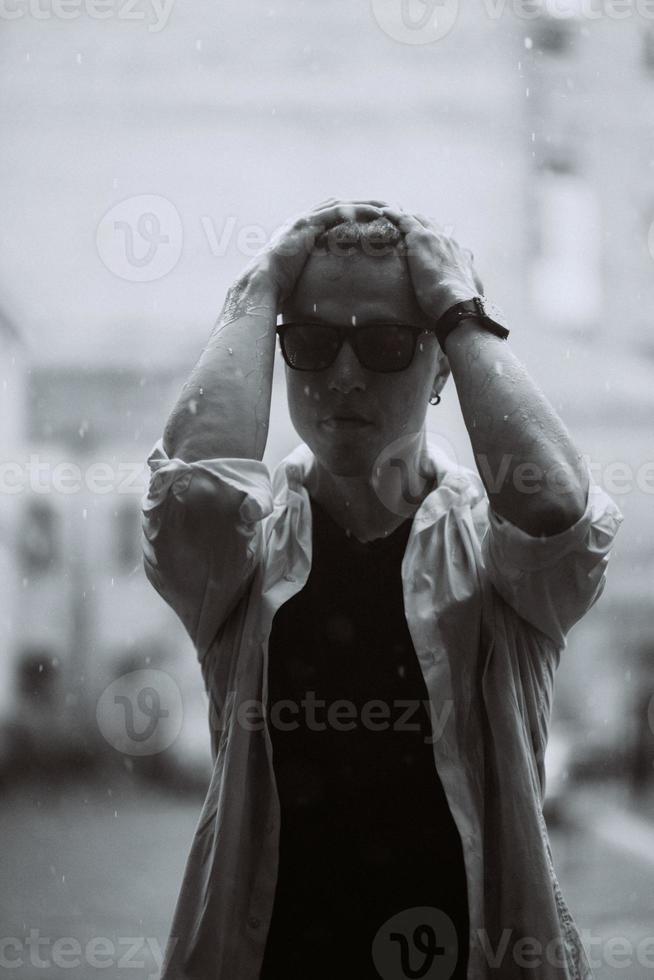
[{"x1": 433, "y1": 297, "x2": 510, "y2": 353}]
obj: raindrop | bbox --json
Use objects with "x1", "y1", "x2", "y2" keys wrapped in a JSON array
[
  {"x1": 188, "y1": 398, "x2": 198, "y2": 415},
  {"x1": 351, "y1": 315, "x2": 357, "y2": 326},
  {"x1": 195, "y1": 39, "x2": 202, "y2": 51},
  {"x1": 82, "y1": 508, "x2": 87, "y2": 520},
  {"x1": 199, "y1": 386, "x2": 204, "y2": 395},
  {"x1": 419, "y1": 342, "x2": 424, "y2": 352},
  {"x1": 503, "y1": 414, "x2": 509, "y2": 421},
  {"x1": 303, "y1": 385, "x2": 310, "y2": 396},
  {"x1": 76, "y1": 53, "x2": 82, "y2": 65},
  {"x1": 313, "y1": 304, "x2": 317, "y2": 313},
  {"x1": 524, "y1": 36, "x2": 533, "y2": 49},
  {"x1": 227, "y1": 347, "x2": 233, "y2": 355}
]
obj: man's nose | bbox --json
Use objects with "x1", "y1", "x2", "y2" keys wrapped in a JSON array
[{"x1": 327, "y1": 340, "x2": 366, "y2": 393}]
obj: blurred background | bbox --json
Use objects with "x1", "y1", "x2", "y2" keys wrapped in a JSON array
[{"x1": 1, "y1": 0, "x2": 654, "y2": 976}]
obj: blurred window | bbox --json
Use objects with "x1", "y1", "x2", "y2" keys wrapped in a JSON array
[
  {"x1": 17, "y1": 650, "x2": 59, "y2": 707},
  {"x1": 529, "y1": 162, "x2": 602, "y2": 328},
  {"x1": 21, "y1": 500, "x2": 60, "y2": 574},
  {"x1": 517, "y1": 3, "x2": 576, "y2": 54},
  {"x1": 114, "y1": 500, "x2": 141, "y2": 570},
  {"x1": 533, "y1": 19, "x2": 575, "y2": 55},
  {"x1": 643, "y1": 27, "x2": 654, "y2": 72}
]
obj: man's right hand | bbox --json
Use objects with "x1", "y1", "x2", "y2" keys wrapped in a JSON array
[{"x1": 242, "y1": 198, "x2": 388, "y2": 304}]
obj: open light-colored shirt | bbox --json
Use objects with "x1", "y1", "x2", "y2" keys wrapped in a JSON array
[{"x1": 141, "y1": 435, "x2": 623, "y2": 980}]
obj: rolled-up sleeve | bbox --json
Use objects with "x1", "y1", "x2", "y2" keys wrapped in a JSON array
[
  {"x1": 480, "y1": 459, "x2": 624, "y2": 648},
  {"x1": 141, "y1": 438, "x2": 273, "y2": 660}
]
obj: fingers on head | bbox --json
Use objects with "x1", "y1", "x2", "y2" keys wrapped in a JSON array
[
  {"x1": 379, "y1": 206, "x2": 419, "y2": 234},
  {"x1": 302, "y1": 202, "x2": 385, "y2": 230},
  {"x1": 312, "y1": 197, "x2": 390, "y2": 210}
]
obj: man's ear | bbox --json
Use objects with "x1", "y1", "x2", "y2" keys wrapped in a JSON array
[{"x1": 430, "y1": 353, "x2": 452, "y2": 400}]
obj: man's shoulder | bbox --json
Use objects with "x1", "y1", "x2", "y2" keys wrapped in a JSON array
[{"x1": 270, "y1": 442, "x2": 314, "y2": 499}]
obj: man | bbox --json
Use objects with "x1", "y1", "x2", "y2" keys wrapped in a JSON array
[{"x1": 141, "y1": 199, "x2": 623, "y2": 979}]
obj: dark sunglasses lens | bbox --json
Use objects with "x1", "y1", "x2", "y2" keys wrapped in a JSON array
[
  {"x1": 281, "y1": 324, "x2": 339, "y2": 370},
  {"x1": 356, "y1": 325, "x2": 416, "y2": 371}
]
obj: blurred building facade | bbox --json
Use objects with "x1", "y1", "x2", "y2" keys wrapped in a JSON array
[
  {"x1": 0, "y1": 2, "x2": 651, "y2": 781},
  {"x1": 6, "y1": 364, "x2": 212, "y2": 775},
  {"x1": 521, "y1": 11, "x2": 654, "y2": 762},
  {"x1": 0, "y1": 308, "x2": 25, "y2": 760}
]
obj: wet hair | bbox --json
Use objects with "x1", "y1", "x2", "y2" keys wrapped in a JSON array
[{"x1": 313, "y1": 217, "x2": 405, "y2": 259}]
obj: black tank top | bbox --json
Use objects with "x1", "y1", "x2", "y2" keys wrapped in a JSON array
[{"x1": 260, "y1": 496, "x2": 469, "y2": 980}]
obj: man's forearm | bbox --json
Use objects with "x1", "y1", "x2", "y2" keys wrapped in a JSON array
[
  {"x1": 163, "y1": 272, "x2": 278, "y2": 463},
  {"x1": 444, "y1": 321, "x2": 589, "y2": 537}
]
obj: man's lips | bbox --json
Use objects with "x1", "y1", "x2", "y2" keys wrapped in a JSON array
[{"x1": 320, "y1": 414, "x2": 373, "y2": 430}]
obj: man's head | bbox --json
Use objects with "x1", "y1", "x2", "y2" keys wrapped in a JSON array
[{"x1": 280, "y1": 217, "x2": 451, "y2": 478}]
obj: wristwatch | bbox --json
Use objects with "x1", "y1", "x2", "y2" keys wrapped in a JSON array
[{"x1": 433, "y1": 296, "x2": 510, "y2": 353}]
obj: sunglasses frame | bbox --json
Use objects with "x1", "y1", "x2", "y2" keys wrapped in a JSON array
[{"x1": 276, "y1": 321, "x2": 434, "y2": 374}]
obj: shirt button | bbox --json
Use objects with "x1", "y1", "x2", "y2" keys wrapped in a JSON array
[
  {"x1": 248, "y1": 915, "x2": 261, "y2": 929},
  {"x1": 283, "y1": 573, "x2": 296, "y2": 583}
]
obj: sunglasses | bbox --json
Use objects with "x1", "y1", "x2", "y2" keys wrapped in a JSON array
[{"x1": 277, "y1": 321, "x2": 432, "y2": 373}]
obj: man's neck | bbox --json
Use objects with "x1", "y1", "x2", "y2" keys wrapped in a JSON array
[{"x1": 306, "y1": 431, "x2": 437, "y2": 544}]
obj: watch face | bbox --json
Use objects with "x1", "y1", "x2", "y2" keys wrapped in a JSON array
[{"x1": 479, "y1": 296, "x2": 508, "y2": 329}]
